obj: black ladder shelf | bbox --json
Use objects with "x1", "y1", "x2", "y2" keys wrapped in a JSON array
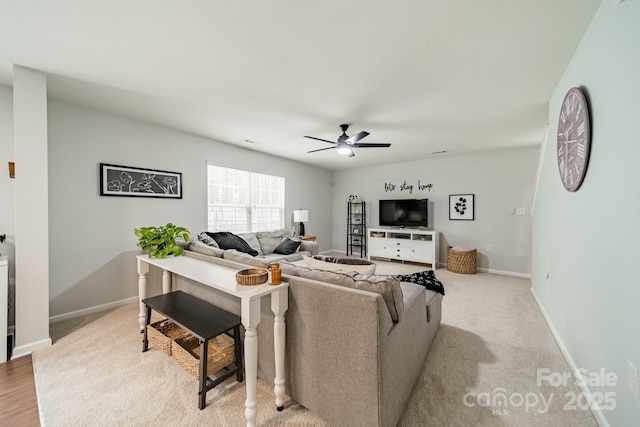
[{"x1": 347, "y1": 201, "x2": 366, "y2": 257}]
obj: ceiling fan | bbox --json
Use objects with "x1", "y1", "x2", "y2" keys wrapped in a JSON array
[{"x1": 305, "y1": 124, "x2": 391, "y2": 157}]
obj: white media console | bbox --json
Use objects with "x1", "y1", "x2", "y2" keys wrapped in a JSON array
[{"x1": 367, "y1": 228, "x2": 439, "y2": 269}]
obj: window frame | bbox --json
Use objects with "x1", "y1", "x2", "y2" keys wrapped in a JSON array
[{"x1": 207, "y1": 164, "x2": 285, "y2": 233}]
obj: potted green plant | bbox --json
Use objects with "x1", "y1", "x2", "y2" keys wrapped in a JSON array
[{"x1": 134, "y1": 223, "x2": 190, "y2": 259}]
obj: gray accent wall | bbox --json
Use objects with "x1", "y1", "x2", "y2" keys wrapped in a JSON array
[
  {"x1": 45, "y1": 100, "x2": 332, "y2": 318},
  {"x1": 532, "y1": 1, "x2": 640, "y2": 425},
  {"x1": 331, "y1": 146, "x2": 540, "y2": 276}
]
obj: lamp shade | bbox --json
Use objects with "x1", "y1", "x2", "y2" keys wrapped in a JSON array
[{"x1": 293, "y1": 210, "x2": 309, "y2": 223}]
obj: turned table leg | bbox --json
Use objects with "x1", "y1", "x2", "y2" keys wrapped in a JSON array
[
  {"x1": 137, "y1": 258, "x2": 149, "y2": 332},
  {"x1": 242, "y1": 297, "x2": 261, "y2": 427},
  {"x1": 271, "y1": 287, "x2": 288, "y2": 411},
  {"x1": 162, "y1": 269, "x2": 171, "y2": 294}
]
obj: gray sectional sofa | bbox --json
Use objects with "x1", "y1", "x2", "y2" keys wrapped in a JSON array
[
  {"x1": 146, "y1": 228, "x2": 442, "y2": 427},
  {"x1": 189, "y1": 228, "x2": 319, "y2": 263}
]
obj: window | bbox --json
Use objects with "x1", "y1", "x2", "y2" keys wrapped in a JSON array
[{"x1": 207, "y1": 165, "x2": 285, "y2": 233}]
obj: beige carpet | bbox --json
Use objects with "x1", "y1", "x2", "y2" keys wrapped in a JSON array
[{"x1": 33, "y1": 259, "x2": 598, "y2": 427}]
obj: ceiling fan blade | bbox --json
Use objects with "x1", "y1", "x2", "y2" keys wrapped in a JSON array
[
  {"x1": 352, "y1": 143, "x2": 392, "y2": 148},
  {"x1": 307, "y1": 146, "x2": 337, "y2": 153},
  {"x1": 345, "y1": 131, "x2": 369, "y2": 144},
  {"x1": 304, "y1": 136, "x2": 337, "y2": 145}
]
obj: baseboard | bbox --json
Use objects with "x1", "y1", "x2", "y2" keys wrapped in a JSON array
[
  {"x1": 49, "y1": 296, "x2": 139, "y2": 324},
  {"x1": 10, "y1": 297, "x2": 139, "y2": 358},
  {"x1": 11, "y1": 337, "x2": 52, "y2": 359},
  {"x1": 476, "y1": 267, "x2": 532, "y2": 279},
  {"x1": 329, "y1": 248, "x2": 531, "y2": 278},
  {"x1": 530, "y1": 288, "x2": 610, "y2": 427}
]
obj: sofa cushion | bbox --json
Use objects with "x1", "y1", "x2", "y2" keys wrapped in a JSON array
[
  {"x1": 281, "y1": 262, "x2": 403, "y2": 322},
  {"x1": 189, "y1": 240, "x2": 225, "y2": 258},
  {"x1": 353, "y1": 274, "x2": 404, "y2": 322},
  {"x1": 262, "y1": 252, "x2": 307, "y2": 262},
  {"x1": 255, "y1": 228, "x2": 292, "y2": 254},
  {"x1": 303, "y1": 255, "x2": 376, "y2": 275},
  {"x1": 206, "y1": 231, "x2": 258, "y2": 256},
  {"x1": 400, "y1": 281, "x2": 424, "y2": 311},
  {"x1": 238, "y1": 232, "x2": 263, "y2": 255},
  {"x1": 273, "y1": 237, "x2": 301, "y2": 255},
  {"x1": 280, "y1": 263, "x2": 356, "y2": 287},
  {"x1": 396, "y1": 270, "x2": 445, "y2": 295},
  {"x1": 223, "y1": 249, "x2": 269, "y2": 268}
]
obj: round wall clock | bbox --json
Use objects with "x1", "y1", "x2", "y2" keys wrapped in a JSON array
[{"x1": 556, "y1": 87, "x2": 591, "y2": 192}]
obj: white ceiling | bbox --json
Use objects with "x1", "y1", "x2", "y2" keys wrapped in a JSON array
[{"x1": 0, "y1": 0, "x2": 601, "y2": 171}]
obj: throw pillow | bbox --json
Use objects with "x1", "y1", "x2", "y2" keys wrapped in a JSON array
[
  {"x1": 198, "y1": 232, "x2": 219, "y2": 248},
  {"x1": 303, "y1": 255, "x2": 376, "y2": 275},
  {"x1": 206, "y1": 231, "x2": 258, "y2": 256},
  {"x1": 273, "y1": 237, "x2": 301, "y2": 255},
  {"x1": 255, "y1": 228, "x2": 292, "y2": 254},
  {"x1": 238, "y1": 233, "x2": 264, "y2": 255},
  {"x1": 396, "y1": 270, "x2": 445, "y2": 295}
]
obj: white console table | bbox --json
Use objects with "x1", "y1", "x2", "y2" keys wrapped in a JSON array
[
  {"x1": 368, "y1": 228, "x2": 439, "y2": 268},
  {"x1": 137, "y1": 255, "x2": 288, "y2": 427},
  {"x1": 1, "y1": 256, "x2": 7, "y2": 363}
]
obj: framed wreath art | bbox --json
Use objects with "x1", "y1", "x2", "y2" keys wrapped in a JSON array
[{"x1": 449, "y1": 194, "x2": 474, "y2": 221}]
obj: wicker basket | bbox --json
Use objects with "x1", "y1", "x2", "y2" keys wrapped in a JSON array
[
  {"x1": 171, "y1": 333, "x2": 236, "y2": 378},
  {"x1": 147, "y1": 319, "x2": 189, "y2": 355},
  {"x1": 236, "y1": 268, "x2": 268, "y2": 286},
  {"x1": 447, "y1": 246, "x2": 477, "y2": 274}
]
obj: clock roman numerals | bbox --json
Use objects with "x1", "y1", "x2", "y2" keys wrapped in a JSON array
[{"x1": 556, "y1": 87, "x2": 591, "y2": 192}]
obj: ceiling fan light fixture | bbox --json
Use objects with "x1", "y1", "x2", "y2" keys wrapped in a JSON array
[
  {"x1": 337, "y1": 145, "x2": 353, "y2": 155},
  {"x1": 305, "y1": 124, "x2": 389, "y2": 158}
]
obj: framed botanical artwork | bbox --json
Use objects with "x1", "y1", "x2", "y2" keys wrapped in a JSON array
[
  {"x1": 449, "y1": 194, "x2": 474, "y2": 220},
  {"x1": 100, "y1": 163, "x2": 182, "y2": 198}
]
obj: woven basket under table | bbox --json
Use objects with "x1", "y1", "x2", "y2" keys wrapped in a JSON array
[
  {"x1": 147, "y1": 319, "x2": 189, "y2": 355},
  {"x1": 171, "y1": 333, "x2": 236, "y2": 378},
  {"x1": 447, "y1": 246, "x2": 477, "y2": 274}
]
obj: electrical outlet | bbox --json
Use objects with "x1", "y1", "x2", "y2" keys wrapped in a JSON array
[
  {"x1": 486, "y1": 244, "x2": 492, "y2": 252},
  {"x1": 629, "y1": 361, "x2": 639, "y2": 399},
  {"x1": 508, "y1": 208, "x2": 515, "y2": 215},
  {"x1": 516, "y1": 207, "x2": 526, "y2": 215}
]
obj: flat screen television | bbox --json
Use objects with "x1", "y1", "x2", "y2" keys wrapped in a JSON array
[{"x1": 379, "y1": 199, "x2": 428, "y2": 228}]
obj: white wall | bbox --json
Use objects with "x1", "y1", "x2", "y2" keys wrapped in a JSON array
[
  {"x1": 0, "y1": 86, "x2": 15, "y2": 328},
  {"x1": 0, "y1": 86, "x2": 14, "y2": 278},
  {"x1": 13, "y1": 66, "x2": 51, "y2": 356},
  {"x1": 47, "y1": 100, "x2": 332, "y2": 317},
  {"x1": 331, "y1": 146, "x2": 539, "y2": 275},
  {"x1": 532, "y1": 1, "x2": 640, "y2": 425}
]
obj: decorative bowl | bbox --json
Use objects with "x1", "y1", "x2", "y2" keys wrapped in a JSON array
[{"x1": 236, "y1": 268, "x2": 268, "y2": 286}]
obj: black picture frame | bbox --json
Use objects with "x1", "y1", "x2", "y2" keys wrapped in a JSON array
[
  {"x1": 100, "y1": 163, "x2": 182, "y2": 198},
  {"x1": 449, "y1": 194, "x2": 474, "y2": 220}
]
